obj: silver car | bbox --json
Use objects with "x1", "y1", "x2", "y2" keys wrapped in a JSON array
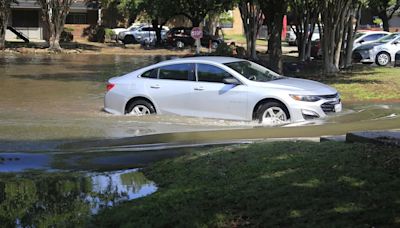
[
  {"x1": 104, "y1": 57, "x2": 342, "y2": 124},
  {"x1": 353, "y1": 32, "x2": 400, "y2": 66}
]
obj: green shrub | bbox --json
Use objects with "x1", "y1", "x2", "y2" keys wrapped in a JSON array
[
  {"x1": 60, "y1": 29, "x2": 73, "y2": 42},
  {"x1": 83, "y1": 25, "x2": 105, "y2": 43},
  {"x1": 105, "y1": 28, "x2": 116, "y2": 40},
  {"x1": 214, "y1": 42, "x2": 234, "y2": 56}
]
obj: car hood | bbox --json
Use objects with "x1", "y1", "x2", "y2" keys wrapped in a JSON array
[
  {"x1": 252, "y1": 77, "x2": 337, "y2": 95},
  {"x1": 355, "y1": 42, "x2": 384, "y2": 50}
]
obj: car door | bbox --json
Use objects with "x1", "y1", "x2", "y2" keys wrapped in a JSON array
[
  {"x1": 144, "y1": 63, "x2": 195, "y2": 116},
  {"x1": 190, "y1": 63, "x2": 248, "y2": 120}
]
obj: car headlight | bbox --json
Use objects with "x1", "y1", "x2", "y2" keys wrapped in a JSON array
[{"x1": 290, "y1": 94, "x2": 321, "y2": 102}]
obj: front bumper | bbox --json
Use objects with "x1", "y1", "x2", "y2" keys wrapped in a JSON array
[
  {"x1": 352, "y1": 49, "x2": 374, "y2": 63},
  {"x1": 288, "y1": 96, "x2": 342, "y2": 122}
]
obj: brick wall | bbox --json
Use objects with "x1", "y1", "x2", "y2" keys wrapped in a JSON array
[{"x1": 64, "y1": 24, "x2": 89, "y2": 41}]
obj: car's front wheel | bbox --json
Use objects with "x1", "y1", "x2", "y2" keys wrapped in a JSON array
[
  {"x1": 175, "y1": 40, "x2": 185, "y2": 49},
  {"x1": 256, "y1": 102, "x2": 289, "y2": 125},
  {"x1": 123, "y1": 35, "x2": 135, "y2": 44},
  {"x1": 126, "y1": 100, "x2": 156, "y2": 116},
  {"x1": 375, "y1": 52, "x2": 391, "y2": 66}
]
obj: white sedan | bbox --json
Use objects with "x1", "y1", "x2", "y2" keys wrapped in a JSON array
[{"x1": 104, "y1": 57, "x2": 342, "y2": 124}]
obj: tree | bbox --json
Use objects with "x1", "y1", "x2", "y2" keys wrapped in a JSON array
[
  {"x1": 176, "y1": 0, "x2": 232, "y2": 27},
  {"x1": 368, "y1": 0, "x2": 400, "y2": 31},
  {"x1": 138, "y1": 0, "x2": 178, "y2": 45},
  {"x1": 319, "y1": 0, "x2": 353, "y2": 74},
  {"x1": 260, "y1": 0, "x2": 289, "y2": 74},
  {"x1": 37, "y1": 0, "x2": 74, "y2": 52},
  {"x1": 288, "y1": 0, "x2": 319, "y2": 61},
  {"x1": 237, "y1": 0, "x2": 264, "y2": 60},
  {"x1": 0, "y1": 0, "x2": 17, "y2": 50}
]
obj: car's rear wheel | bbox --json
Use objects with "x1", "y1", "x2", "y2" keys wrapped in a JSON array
[
  {"x1": 126, "y1": 100, "x2": 156, "y2": 116},
  {"x1": 256, "y1": 102, "x2": 289, "y2": 125},
  {"x1": 375, "y1": 52, "x2": 391, "y2": 66},
  {"x1": 123, "y1": 35, "x2": 135, "y2": 44}
]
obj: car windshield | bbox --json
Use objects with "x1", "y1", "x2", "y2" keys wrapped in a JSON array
[
  {"x1": 224, "y1": 61, "x2": 283, "y2": 82},
  {"x1": 376, "y1": 33, "x2": 400, "y2": 43}
]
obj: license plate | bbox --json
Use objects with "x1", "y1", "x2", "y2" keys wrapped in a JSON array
[{"x1": 334, "y1": 103, "x2": 342, "y2": 112}]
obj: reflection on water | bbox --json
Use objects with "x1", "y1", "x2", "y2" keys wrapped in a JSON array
[{"x1": 0, "y1": 169, "x2": 156, "y2": 227}]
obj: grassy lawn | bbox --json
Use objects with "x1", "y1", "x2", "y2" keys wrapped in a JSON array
[
  {"x1": 93, "y1": 141, "x2": 400, "y2": 227},
  {"x1": 224, "y1": 34, "x2": 267, "y2": 46},
  {"x1": 289, "y1": 64, "x2": 400, "y2": 102}
]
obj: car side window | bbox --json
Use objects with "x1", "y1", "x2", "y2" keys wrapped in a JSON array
[
  {"x1": 364, "y1": 34, "x2": 384, "y2": 41},
  {"x1": 196, "y1": 64, "x2": 234, "y2": 83},
  {"x1": 141, "y1": 69, "x2": 157, "y2": 79},
  {"x1": 159, "y1": 64, "x2": 193, "y2": 81}
]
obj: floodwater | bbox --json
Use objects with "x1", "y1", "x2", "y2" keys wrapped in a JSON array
[
  {"x1": 0, "y1": 168, "x2": 156, "y2": 227},
  {"x1": 0, "y1": 53, "x2": 399, "y2": 225},
  {"x1": 0, "y1": 53, "x2": 399, "y2": 153}
]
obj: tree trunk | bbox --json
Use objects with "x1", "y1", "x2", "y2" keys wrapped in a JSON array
[
  {"x1": 268, "y1": 13, "x2": 284, "y2": 74},
  {"x1": 0, "y1": 19, "x2": 7, "y2": 50},
  {"x1": 191, "y1": 18, "x2": 201, "y2": 27},
  {"x1": 379, "y1": 11, "x2": 390, "y2": 32},
  {"x1": 238, "y1": 1, "x2": 262, "y2": 60},
  {"x1": 0, "y1": 2, "x2": 11, "y2": 50},
  {"x1": 49, "y1": 32, "x2": 61, "y2": 51}
]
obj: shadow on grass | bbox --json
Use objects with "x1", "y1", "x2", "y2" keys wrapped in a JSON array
[{"x1": 92, "y1": 141, "x2": 400, "y2": 227}]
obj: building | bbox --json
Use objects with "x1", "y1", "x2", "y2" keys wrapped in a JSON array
[{"x1": 6, "y1": 0, "x2": 99, "y2": 42}]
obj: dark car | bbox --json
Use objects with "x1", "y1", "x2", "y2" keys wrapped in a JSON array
[{"x1": 166, "y1": 27, "x2": 223, "y2": 49}]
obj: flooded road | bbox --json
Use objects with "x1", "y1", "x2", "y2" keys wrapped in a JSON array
[{"x1": 0, "y1": 53, "x2": 399, "y2": 153}]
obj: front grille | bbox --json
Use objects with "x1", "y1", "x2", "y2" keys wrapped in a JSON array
[
  {"x1": 319, "y1": 93, "x2": 338, "y2": 99},
  {"x1": 321, "y1": 102, "x2": 336, "y2": 113}
]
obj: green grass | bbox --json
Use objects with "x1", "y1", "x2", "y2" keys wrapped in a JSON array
[
  {"x1": 93, "y1": 141, "x2": 400, "y2": 227},
  {"x1": 224, "y1": 34, "x2": 267, "y2": 46},
  {"x1": 289, "y1": 64, "x2": 400, "y2": 102}
]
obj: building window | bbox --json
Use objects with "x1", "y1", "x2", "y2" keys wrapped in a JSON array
[
  {"x1": 12, "y1": 10, "x2": 39, "y2": 27},
  {"x1": 66, "y1": 13, "x2": 87, "y2": 24}
]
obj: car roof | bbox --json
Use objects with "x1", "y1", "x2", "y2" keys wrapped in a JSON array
[
  {"x1": 357, "y1": 30, "x2": 390, "y2": 34},
  {"x1": 159, "y1": 56, "x2": 244, "y2": 65}
]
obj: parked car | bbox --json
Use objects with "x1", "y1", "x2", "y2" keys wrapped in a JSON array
[
  {"x1": 352, "y1": 30, "x2": 390, "y2": 50},
  {"x1": 112, "y1": 23, "x2": 144, "y2": 38},
  {"x1": 118, "y1": 26, "x2": 168, "y2": 44},
  {"x1": 166, "y1": 27, "x2": 223, "y2": 49},
  {"x1": 310, "y1": 30, "x2": 390, "y2": 59},
  {"x1": 352, "y1": 32, "x2": 400, "y2": 66},
  {"x1": 104, "y1": 57, "x2": 342, "y2": 124},
  {"x1": 286, "y1": 27, "x2": 320, "y2": 46}
]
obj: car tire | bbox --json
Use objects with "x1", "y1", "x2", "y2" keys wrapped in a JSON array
[
  {"x1": 255, "y1": 102, "x2": 289, "y2": 125},
  {"x1": 123, "y1": 35, "x2": 135, "y2": 44},
  {"x1": 175, "y1": 40, "x2": 185, "y2": 49},
  {"x1": 375, "y1": 52, "x2": 391, "y2": 66},
  {"x1": 126, "y1": 100, "x2": 156, "y2": 116}
]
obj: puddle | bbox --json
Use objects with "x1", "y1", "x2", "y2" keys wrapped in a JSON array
[{"x1": 0, "y1": 169, "x2": 156, "y2": 227}]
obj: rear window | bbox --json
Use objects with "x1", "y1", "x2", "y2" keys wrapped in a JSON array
[
  {"x1": 141, "y1": 69, "x2": 157, "y2": 79},
  {"x1": 159, "y1": 64, "x2": 193, "y2": 81}
]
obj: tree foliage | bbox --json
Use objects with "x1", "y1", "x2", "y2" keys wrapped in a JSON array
[
  {"x1": 368, "y1": 0, "x2": 400, "y2": 31},
  {"x1": 176, "y1": 0, "x2": 232, "y2": 26}
]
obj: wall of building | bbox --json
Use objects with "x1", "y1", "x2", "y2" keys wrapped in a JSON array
[{"x1": 221, "y1": 8, "x2": 243, "y2": 36}]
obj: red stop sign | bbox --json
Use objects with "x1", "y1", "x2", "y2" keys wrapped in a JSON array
[{"x1": 191, "y1": 27, "x2": 203, "y2": 39}]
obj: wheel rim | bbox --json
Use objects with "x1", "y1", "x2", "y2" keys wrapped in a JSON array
[
  {"x1": 176, "y1": 41, "x2": 184, "y2": 48},
  {"x1": 377, "y1": 53, "x2": 389, "y2": 65},
  {"x1": 261, "y1": 107, "x2": 288, "y2": 125},
  {"x1": 212, "y1": 42, "x2": 218, "y2": 49},
  {"x1": 129, "y1": 105, "x2": 151, "y2": 116}
]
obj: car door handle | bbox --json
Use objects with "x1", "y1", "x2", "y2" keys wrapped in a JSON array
[
  {"x1": 194, "y1": 87, "x2": 204, "y2": 91},
  {"x1": 150, "y1": 85, "x2": 160, "y2": 89}
]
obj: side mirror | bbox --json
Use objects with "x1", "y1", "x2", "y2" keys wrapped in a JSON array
[
  {"x1": 222, "y1": 77, "x2": 241, "y2": 85},
  {"x1": 358, "y1": 39, "x2": 364, "y2": 43},
  {"x1": 394, "y1": 41, "x2": 399, "y2": 45}
]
